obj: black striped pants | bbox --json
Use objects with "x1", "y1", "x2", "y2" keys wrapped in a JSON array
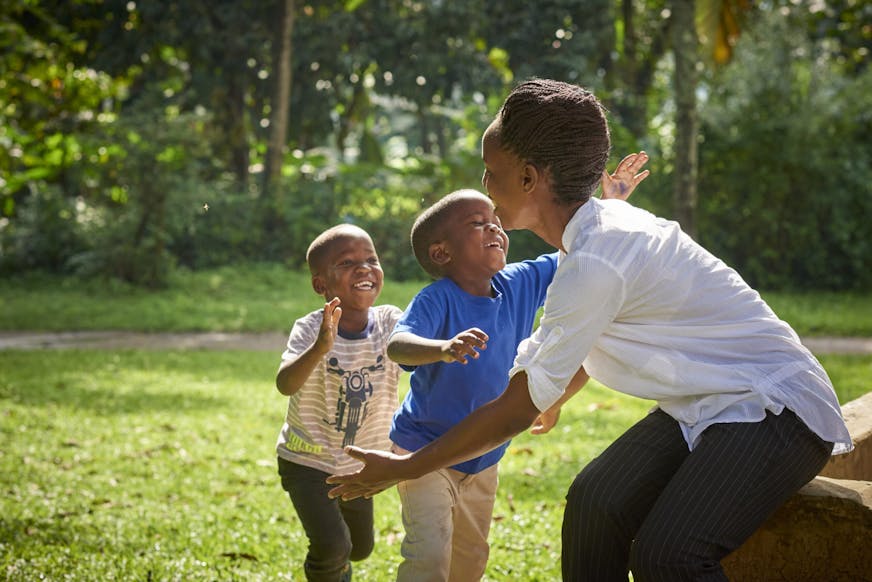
[{"x1": 561, "y1": 408, "x2": 833, "y2": 581}]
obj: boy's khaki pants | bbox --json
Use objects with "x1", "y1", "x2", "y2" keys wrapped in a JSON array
[{"x1": 394, "y1": 448, "x2": 499, "y2": 582}]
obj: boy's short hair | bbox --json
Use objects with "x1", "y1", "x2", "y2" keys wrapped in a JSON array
[
  {"x1": 306, "y1": 224, "x2": 372, "y2": 275},
  {"x1": 410, "y1": 189, "x2": 491, "y2": 279},
  {"x1": 494, "y1": 78, "x2": 611, "y2": 207}
]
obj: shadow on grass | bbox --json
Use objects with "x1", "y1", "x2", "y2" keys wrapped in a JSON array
[{"x1": 0, "y1": 514, "x2": 89, "y2": 556}]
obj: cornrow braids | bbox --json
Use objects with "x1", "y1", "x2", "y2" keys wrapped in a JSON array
[{"x1": 496, "y1": 79, "x2": 611, "y2": 206}]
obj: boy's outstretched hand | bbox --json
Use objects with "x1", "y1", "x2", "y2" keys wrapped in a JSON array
[
  {"x1": 441, "y1": 327, "x2": 489, "y2": 364},
  {"x1": 601, "y1": 151, "x2": 650, "y2": 200},
  {"x1": 326, "y1": 446, "x2": 408, "y2": 500}
]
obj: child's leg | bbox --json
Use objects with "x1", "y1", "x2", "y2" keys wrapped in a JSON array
[
  {"x1": 395, "y1": 467, "x2": 457, "y2": 582},
  {"x1": 339, "y1": 494, "x2": 376, "y2": 562},
  {"x1": 448, "y1": 464, "x2": 499, "y2": 582},
  {"x1": 628, "y1": 409, "x2": 832, "y2": 582},
  {"x1": 279, "y1": 458, "x2": 373, "y2": 582}
]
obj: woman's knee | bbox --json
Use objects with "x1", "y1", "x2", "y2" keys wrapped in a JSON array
[
  {"x1": 629, "y1": 531, "x2": 723, "y2": 581},
  {"x1": 565, "y1": 466, "x2": 623, "y2": 520}
]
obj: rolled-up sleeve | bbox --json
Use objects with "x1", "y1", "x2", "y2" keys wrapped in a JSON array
[{"x1": 509, "y1": 252, "x2": 625, "y2": 411}]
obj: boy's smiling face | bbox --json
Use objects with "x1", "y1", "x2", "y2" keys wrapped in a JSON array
[
  {"x1": 311, "y1": 234, "x2": 384, "y2": 312},
  {"x1": 436, "y1": 194, "x2": 509, "y2": 288}
]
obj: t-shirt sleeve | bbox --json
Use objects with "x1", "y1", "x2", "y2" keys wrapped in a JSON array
[
  {"x1": 391, "y1": 291, "x2": 441, "y2": 340},
  {"x1": 531, "y1": 252, "x2": 560, "y2": 307},
  {"x1": 503, "y1": 252, "x2": 559, "y2": 314},
  {"x1": 281, "y1": 312, "x2": 320, "y2": 363},
  {"x1": 382, "y1": 304, "x2": 404, "y2": 335},
  {"x1": 510, "y1": 252, "x2": 625, "y2": 411},
  {"x1": 390, "y1": 291, "x2": 443, "y2": 371}
]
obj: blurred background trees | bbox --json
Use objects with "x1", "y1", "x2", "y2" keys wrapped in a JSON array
[{"x1": 1, "y1": 0, "x2": 869, "y2": 288}]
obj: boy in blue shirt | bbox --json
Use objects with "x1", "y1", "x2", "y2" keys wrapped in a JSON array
[{"x1": 385, "y1": 155, "x2": 647, "y2": 581}]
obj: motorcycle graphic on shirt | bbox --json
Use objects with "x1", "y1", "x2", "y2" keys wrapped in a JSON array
[{"x1": 324, "y1": 355, "x2": 385, "y2": 446}]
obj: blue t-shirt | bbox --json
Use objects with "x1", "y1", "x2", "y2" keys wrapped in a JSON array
[{"x1": 390, "y1": 253, "x2": 558, "y2": 474}]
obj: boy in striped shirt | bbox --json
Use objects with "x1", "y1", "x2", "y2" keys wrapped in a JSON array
[{"x1": 275, "y1": 224, "x2": 402, "y2": 582}]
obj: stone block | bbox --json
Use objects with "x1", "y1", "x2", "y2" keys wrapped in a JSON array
[{"x1": 723, "y1": 391, "x2": 872, "y2": 581}]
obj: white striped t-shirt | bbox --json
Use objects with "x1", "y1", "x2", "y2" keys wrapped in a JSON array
[{"x1": 276, "y1": 304, "x2": 403, "y2": 474}]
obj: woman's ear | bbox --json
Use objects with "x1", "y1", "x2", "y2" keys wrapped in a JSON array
[{"x1": 522, "y1": 162, "x2": 540, "y2": 194}]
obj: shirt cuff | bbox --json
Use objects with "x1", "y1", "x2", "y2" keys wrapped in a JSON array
[{"x1": 509, "y1": 325, "x2": 565, "y2": 412}]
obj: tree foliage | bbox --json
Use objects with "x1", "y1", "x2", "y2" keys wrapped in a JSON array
[
  {"x1": 699, "y1": 6, "x2": 872, "y2": 290},
  {"x1": 0, "y1": 0, "x2": 869, "y2": 289}
]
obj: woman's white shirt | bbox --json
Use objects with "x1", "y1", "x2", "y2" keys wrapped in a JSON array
[{"x1": 510, "y1": 198, "x2": 852, "y2": 454}]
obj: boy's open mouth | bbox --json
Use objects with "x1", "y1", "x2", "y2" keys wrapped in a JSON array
[{"x1": 353, "y1": 280, "x2": 376, "y2": 290}]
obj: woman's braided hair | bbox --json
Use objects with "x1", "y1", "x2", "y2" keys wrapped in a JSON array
[{"x1": 495, "y1": 79, "x2": 611, "y2": 206}]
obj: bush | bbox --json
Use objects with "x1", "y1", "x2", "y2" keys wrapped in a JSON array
[
  {"x1": 0, "y1": 185, "x2": 84, "y2": 274},
  {"x1": 698, "y1": 13, "x2": 872, "y2": 290}
]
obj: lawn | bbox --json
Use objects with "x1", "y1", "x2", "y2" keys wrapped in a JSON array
[
  {"x1": 1, "y1": 265, "x2": 869, "y2": 580},
  {"x1": 1, "y1": 347, "x2": 867, "y2": 581},
  {"x1": 2, "y1": 264, "x2": 872, "y2": 336},
  {"x1": 0, "y1": 349, "x2": 655, "y2": 581}
]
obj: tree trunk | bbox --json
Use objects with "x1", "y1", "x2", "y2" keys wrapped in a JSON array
[
  {"x1": 670, "y1": 0, "x2": 699, "y2": 239},
  {"x1": 265, "y1": 0, "x2": 296, "y2": 210}
]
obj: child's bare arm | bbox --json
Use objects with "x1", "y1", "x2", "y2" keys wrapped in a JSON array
[
  {"x1": 275, "y1": 298, "x2": 342, "y2": 396},
  {"x1": 388, "y1": 328, "x2": 489, "y2": 366},
  {"x1": 601, "y1": 152, "x2": 650, "y2": 201},
  {"x1": 529, "y1": 365, "x2": 590, "y2": 435}
]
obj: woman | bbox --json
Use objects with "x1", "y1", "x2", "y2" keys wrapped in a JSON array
[{"x1": 327, "y1": 79, "x2": 852, "y2": 581}]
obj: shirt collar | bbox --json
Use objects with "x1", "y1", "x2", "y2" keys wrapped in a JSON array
[
  {"x1": 337, "y1": 308, "x2": 374, "y2": 340},
  {"x1": 561, "y1": 198, "x2": 602, "y2": 253}
]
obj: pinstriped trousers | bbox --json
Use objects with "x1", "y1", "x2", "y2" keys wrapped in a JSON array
[{"x1": 561, "y1": 408, "x2": 833, "y2": 581}]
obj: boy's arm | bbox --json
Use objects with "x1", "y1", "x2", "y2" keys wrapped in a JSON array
[
  {"x1": 388, "y1": 328, "x2": 489, "y2": 366},
  {"x1": 275, "y1": 298, "x2": 342, "y2": 396},
  {"x1": 529, "y1": 365, "x2": 589, "y2": 435},
  {"x1": 601, "y1": 151, "x2": 650, "y2": 200}
]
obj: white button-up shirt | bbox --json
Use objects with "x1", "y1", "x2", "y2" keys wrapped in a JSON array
[{"x1": 510, "y1": 198, "x2": 852, "y2": 453}]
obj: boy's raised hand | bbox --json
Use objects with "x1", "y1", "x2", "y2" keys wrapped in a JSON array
[
  {"x1": 440, "y1": 327, "x2": 489, "y2": 364},
  {"x1": 316, "y1": 297, "x2": 342, "y2": 354},
  {"x1": 601, "y1": 151, "x2": 650, "y2": 201}
]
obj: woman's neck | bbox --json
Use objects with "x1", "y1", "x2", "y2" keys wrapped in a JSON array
[{"x1": 532, "y1": 201, "x2": 584, "y2": 252}]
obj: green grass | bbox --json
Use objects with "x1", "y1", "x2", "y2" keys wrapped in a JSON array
[
  {"x1": 0, "y1": 264, "x2": 426, "y2": 333},
  {"x1": 1, "y1": 349, "x2": 867, "y2": 581},
  {"x1": 2, "y1": 264, "x2": 871, "y2": 336},
  {"x1": 760, "y1": 290, "x2": 872, "y2": 337},
  {"x1": 0, "y1": 350, "x2": 650, "y2": 581},
  {"x1": 1, "y1": 266, "x2": 869, "y2": 579}
]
